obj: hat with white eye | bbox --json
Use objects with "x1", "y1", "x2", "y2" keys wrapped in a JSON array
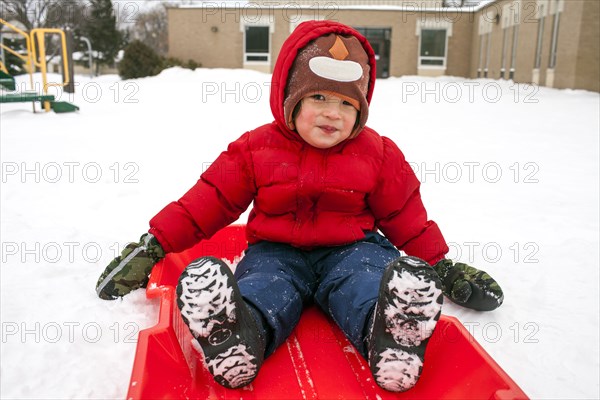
[{"x1": 284, "y1": 33, "x2": 371, "y2": 138}]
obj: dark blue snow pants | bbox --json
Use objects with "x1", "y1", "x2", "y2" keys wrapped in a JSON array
[{"x1": 234, "y1": 232, "x2": 401, "y2": 358}]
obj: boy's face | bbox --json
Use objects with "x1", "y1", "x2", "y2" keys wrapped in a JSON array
[{"x1": 294, "y1": 93, "x2": 358, "y2": 149}]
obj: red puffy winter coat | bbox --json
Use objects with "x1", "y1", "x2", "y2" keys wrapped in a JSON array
[{"x1": 149, "y1": 21, "x2": 448, "y2": 265}]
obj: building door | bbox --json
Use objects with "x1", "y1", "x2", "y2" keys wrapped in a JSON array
[{"x1": 355, "y1": 28, "x2": 391, "y2": 78}]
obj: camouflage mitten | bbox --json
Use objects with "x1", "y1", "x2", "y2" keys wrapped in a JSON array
[
  {"x1": 96, "y1": 233, "x2": 165, "y2": 300},
  {"x1": 433, "y1": 259, "x2": 504, "y2": 311}
]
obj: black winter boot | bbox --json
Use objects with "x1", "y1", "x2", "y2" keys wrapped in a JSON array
[
  {"x1": 176, "y1": 256, "x2": 265, "y2": 389},
  {"x1": 368, "y1": 256, "x2": 443, "y2": 392}
]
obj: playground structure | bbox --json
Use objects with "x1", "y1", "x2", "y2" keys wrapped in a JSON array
[{"x1": 0, "y1": 18, "x2": 79, "y2": 113}]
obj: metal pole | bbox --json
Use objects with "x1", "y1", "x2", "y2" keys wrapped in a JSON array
[
  {"x1": 64, "y1": 26, "x2": 75, "y2": 93},
  {"x1": 80, "y1": 36, "x2": 93, "y2": 78},
  {"x1": 0, "y1": 33, "x2": 5, "y2": 70}
]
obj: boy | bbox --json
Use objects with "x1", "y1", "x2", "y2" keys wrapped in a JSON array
[{"x1": 96, "y1": 20, "x2": 503, "y2": 392}]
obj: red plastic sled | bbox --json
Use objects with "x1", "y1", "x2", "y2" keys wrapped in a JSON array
[{"x1": 127, "y1": 225, "x2": 528, "y2": 399}]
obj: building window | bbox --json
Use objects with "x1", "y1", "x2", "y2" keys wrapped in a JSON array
[
  {"x1": 419, "y1": 29, "x2": 447, "y2": 67},
  {"x1": 533, "y1": 0, "x2": 548, "y2": 69},
  {"x1": 548, "y1": 0, "x2": 563, "y2": 68},
  {"x1": 477, "y1": 15, "x2": 493, "y2": 78},
  {"x1": 500, "y1": 27, "x2": 509, "y2": 79},
  {"x1": 244, "y1": 26, "x2": 269, "y2": 63},
  {"x1": 533, "y1": 18, "x2": 545, "y2": 69},
  {"x1": 502, "y1": 2, "x2": 521, "y2": 80},
  {"x1": 355, "y1": 27, "x2": 391, "y2": 78},
  {"x1": 509, "y1": 25, "x2": 519, "y2": 80}
]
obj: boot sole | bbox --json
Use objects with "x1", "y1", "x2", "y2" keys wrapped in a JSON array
[
  {"x1": 176, "y1": 256, "x2": 263, "y2": 389},
  {"x1": 369, "y1": 256, "x2": 443, "y2": 392}
]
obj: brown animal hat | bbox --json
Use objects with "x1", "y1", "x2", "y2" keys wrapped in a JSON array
[{"x1": 284, "y1": 33, "x2": 371, "y2": 138}]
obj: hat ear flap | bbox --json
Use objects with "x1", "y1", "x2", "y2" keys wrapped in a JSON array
[
  {"x1": 351, "y1": 111, "x2": 362, "y2": 138},
  {"x1": 287, "y1": 101, "x2": 303, "y2": 131}
]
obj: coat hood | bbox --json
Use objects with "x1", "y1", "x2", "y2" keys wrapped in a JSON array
[{"x1": 270, "y1": 20, "x2": 377, "y2": 138}]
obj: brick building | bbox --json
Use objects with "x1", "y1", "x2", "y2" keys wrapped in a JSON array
[{"x1": 167, "y1": 0, "x2": 599, "y2": 91}]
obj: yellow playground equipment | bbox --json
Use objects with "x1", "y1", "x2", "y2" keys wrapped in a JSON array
[{"x1": 0, "y1": 18, "x2": 79, "y2": 112}]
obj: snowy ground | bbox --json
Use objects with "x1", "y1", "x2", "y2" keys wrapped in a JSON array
[{"x1": 1, "y1": 68, "x2": 598, "y2": 399}]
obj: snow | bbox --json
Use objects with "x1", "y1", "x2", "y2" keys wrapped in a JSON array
[
  {"x1": 178, "y1": 257, "x2": 235, "y2": 336},
  {"x1": 205, "y1": 344, "x2": 258, "y2": 388},
  {"x1": 1, "y1": 68, "x2": 599, "y2": 399},
  {"x1": 374, "y1": 347, "x2": 422, "y2": 392},
  {"x1": 384, "y1": 269, "x2": 441, "y2": 346}
]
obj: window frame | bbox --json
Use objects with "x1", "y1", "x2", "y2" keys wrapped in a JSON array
[
  {"x1": 243, "y1": 25, "x2": 271, "y2": 65},
  {"x1": 418, "y1": 28, "x2": 448, "y2": 68},
  {"x1": 548, "y1": 0, "x2": 562, "y2": 69}
]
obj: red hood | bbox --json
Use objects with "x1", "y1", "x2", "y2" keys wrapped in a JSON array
[{"x1": 270, "y1": 20, "x2": 377, "y2": 136}]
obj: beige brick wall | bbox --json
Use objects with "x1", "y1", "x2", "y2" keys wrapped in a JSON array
[
  {"x1": 575, "y1": 0, "x2": 600, "y2": 92},
  {"x1": 470, "y1": 0, "x2": 525, "y2": 79},
  {"x1": 445, "y1": 12, "x2": 475, "y2": 77},
  {"x1": 552, "y1": 0, "x2": 583, "y2": 89},
  {"x1": 250, "y1": 0, "x2": 445, "y2": 6},
  {"x1": 513, "y1": 1, "x2": 537, "y2": 82},
  {"x1": 275, "y1": 9, "x2": 472, "y2": 77},
  {"x1": 320, "y1": 10, "x2": 415, "y2": 76},
  {"x1": 168, "y1": 8, "x2": 244, "y2": 69},
  {"x1": 169, "y1": 6, "x2": 472, "y2": 78},
  {"x1": 467, "y1": 0, "x2": 599, "y2": 92},
  {"x1": 168, "y1": 2, "x2": 599, "y2": 92}
]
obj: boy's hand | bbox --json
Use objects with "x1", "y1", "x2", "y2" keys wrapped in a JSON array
[
  {"x1": 433, "y1": 259, "x2": 504, "y2": 311},
  {"x1": 96, "y1": 233, "x2": 165, "y2": 300}
]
